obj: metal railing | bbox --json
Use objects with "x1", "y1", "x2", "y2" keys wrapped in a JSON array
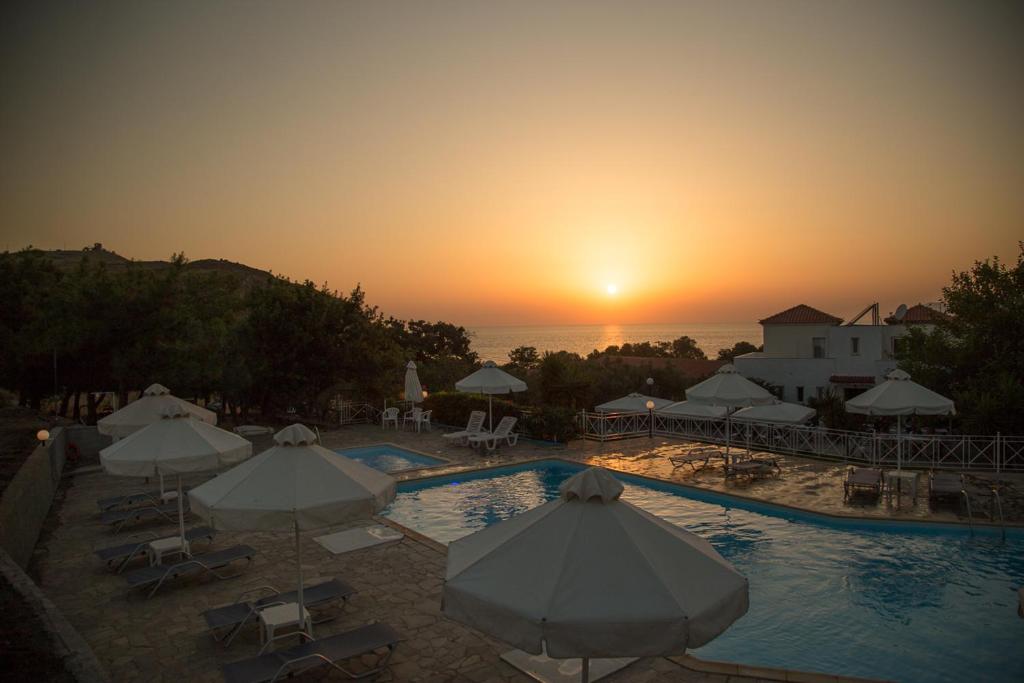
[
  {"x1": 579, "y1": 410, "x2": 1024, "y2": 472},
  {"x1": 334, "y1": 402, "x2": 381, "y2": 426}
]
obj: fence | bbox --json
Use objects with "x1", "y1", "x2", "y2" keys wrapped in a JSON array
[
  {"x1": 579, "y1": 410, "x2": 1024, "y2": 472},
  {"x1": 334, "y1": 402, "x2": 382, "y2": 426}
]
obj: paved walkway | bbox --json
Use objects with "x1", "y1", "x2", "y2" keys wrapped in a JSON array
[{"x1": 35, "y1": 422, "x2": 968, "y2": 683}]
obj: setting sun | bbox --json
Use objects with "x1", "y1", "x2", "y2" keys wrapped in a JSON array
[{"x1": 606, "y1": 283, "x2": 618, "y2": 296}]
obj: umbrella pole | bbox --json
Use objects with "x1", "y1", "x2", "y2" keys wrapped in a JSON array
[
  {"x1": 177, "y1": 474, "x2": 187, "y2": 557},
  {"x1": 897, "y1": 415, "x2": 902, "y2": 473},
  {"x1": 295, "y1": 520, "x2": 309, "y2": 638},
  {"x1": 581, "y1": 657, "x2": 589, "y2": 683},
  {"x1": 488, "y1": 394, "x2": 493, "y2": 433}
]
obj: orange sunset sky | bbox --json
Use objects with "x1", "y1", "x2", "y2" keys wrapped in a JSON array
[{"x1": 1, "y1": 1, "x2": 1021, "y2": 326}]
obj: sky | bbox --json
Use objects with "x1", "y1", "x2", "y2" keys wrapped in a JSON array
[{"x1": 1, "y1": 1, "x2": 1021, "y2": 326}]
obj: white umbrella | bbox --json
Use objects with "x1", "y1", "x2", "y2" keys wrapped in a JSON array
[
  {"x1": 444, "y1": 467, "x2": 748, "y2": 683},
  {"x1": 657, "y1": 401, "x2": 729, "y2": 419},
  {"x1": 685, "y1": 365, "x2": 775, "y2": 455},
  {"x1": 404, "y1": 361, "x2": 424, "y2": 403},
  {"x1": 845, "y1": 369, "x2": 955, "y2": 470},
  {"x1": 98, "y1": 383, "x2": 216, "y2": 437},
  {"x1": 455, "y1": 361, "x2": 528, "y2": 431},
  {"x1": 731, "y1": 401, "x2": 816, "y2": 424},
  {"x1": 99, "y1": 405, "x2": 252, "y2": 551},
  {"x1": 188, "y1": 424, "x2": 396, "y2": 633},
  {"x1": 595, "y1": 393, "x2": 672, "y2": 413},
  {"x1": 685, "y1": 365, "x2": 775, "y2": 408}
]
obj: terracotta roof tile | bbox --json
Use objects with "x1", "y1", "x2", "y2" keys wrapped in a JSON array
[
  {"x1": 759, "y1": 304, "x2": 843, "y2": 326},
  {"x1": 885, "y1": 304, "x2": 947, "y2": 325}
]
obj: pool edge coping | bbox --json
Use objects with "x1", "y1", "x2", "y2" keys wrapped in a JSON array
[{"x1": 395, "y1": 455, "x2": 1021, "y2": 534}]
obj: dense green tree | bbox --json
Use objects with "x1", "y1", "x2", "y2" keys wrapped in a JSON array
[
  {"x1": 898, "y1": 244, "x2": 1024, "y2": 434},
  {"x1": 716, "y1": 341, "x2": 761, "y2": 361},
  {"x1": 588, "y1": 335, "x2": 708, "y2": 360},
  {"x1": 506, "y1": 345, "x2": 540, "y2": 371}
]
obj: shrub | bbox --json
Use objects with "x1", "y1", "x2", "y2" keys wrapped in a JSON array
[
  {"x1": 422, "y1": 391, "x2": 520, "y2": 428},
  {"x1": 521, "y1": 405, "x2": 578, "y2": 443}
]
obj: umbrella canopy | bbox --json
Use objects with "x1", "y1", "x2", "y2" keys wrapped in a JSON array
[
  {"x1": 732, "y1": 400, "x2": 816, "y2": 424},
  {"x1": 189, "y1": 424, "x2": 396, "y2": 635},
  {"x1": 188, "y1": 423, "x2": 396, "y2": 531},
  {"x1": 98, "y1": 383, "x2": 216, "y2": 437},
  {"x1": 845, "y1": 369, "x2": 955, "y2": 416},
  {"x1": 595, "y1": 393, "x2": 672, "y2": 413},
  {"x1": 443, "y1": 467, "x2": 748, "y2": 665},
  {"x1": 657, "y1": 401, "x2": 729, "y2": 419},
  {"x1": 455, "y1": 361, "x2": 528, "y2": 430},
  {"x1": 685, "y1": 365, "x2": 775, "y2": 408},
  {"x1": 404, "y1": 361, "x2": 424, "y2": 403},
  {"x1": 99, "y1": 405, "x2": 252, "y2": 550}
]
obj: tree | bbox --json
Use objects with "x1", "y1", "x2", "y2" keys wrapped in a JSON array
[
  {"x1": 717, "y1": 341, "x2": 761, "y2": 361},
  {"x1": 898, "y1": 244, "x2": 1024, "y2": 434},
  {"x1": 669, "y1": 335, "x2": 707, "y2": 360},
  {"x1": 507, "y1": 345, "x2": 540, "y2": 371}
]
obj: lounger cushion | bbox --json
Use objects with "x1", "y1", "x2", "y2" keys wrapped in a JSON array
[
  {"x1": 222, "y1": 623, "x2": 400, "y2": 683},
  {"x1": 101, "y1": 501, "x2": 184, "y2": 525}
]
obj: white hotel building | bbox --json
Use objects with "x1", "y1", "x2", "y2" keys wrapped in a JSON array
[{"x1": 733, "y1": 303, "x2": 942, "y2": 404}]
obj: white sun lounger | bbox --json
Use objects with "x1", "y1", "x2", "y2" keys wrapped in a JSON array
[
  {"x1": 441, "y1": 411, "x2": 487, "y2": 446},
  {"x1": 468, "y1": 416, "x2": 520, "y2": 454}
]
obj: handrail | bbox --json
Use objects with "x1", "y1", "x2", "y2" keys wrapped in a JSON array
[{"x1": 577, "y1": 410, "x2": 1024, "y2": 472}]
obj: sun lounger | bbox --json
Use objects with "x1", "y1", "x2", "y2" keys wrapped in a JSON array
[
  {"x1": 101, "y1": 500, "x2": 186, "y2": 534},
  {"x1": 929, "y1": 471, "x2": 964, "y2": 502},
  {"x1": 669, "y1": 446, "x2": 723, "y2": 471},
  {"x1": 221, "y1": 623, "x2": 401, "y2": 683},
  {"x1": 95, "y1": 526, "x2": 216, "y2": 572},
  {"x1": 97, "y1": 488, "x2": 185, "y2": 512},
  {"x1": 468, "y1": 416, "x2": 519, "y2": 453},
  {"x1": 123, "y1": 544, "x2": 257, "y2": 597},
  {"x1": 442, "y1": 410, "x2": 487, "y2": 446},
  {"x1": 204, "y1": 578, "x2": 357, "y2": 646},
  {"x1": 725, "y1": 454, "x2": 781, "y2": 480},
  {"x1": 843, "y1": 467, "x2": 883, "y2": 500}
]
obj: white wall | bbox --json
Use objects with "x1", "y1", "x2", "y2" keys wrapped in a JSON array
[{"x1": 762, "y1": 324, "x2": 835, "y2": 358}]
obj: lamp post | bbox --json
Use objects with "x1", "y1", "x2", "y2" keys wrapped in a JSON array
[
  {"x1": 646, "y1": 399, "x2": 655, "y2": 438},
  {"x1": 37, "y1": 429, "x2": 50, "y2": 445}
]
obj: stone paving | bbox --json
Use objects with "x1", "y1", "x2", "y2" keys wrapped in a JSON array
[{"x1": 37, "y1": 422, "x2": 999, "y2": 683}]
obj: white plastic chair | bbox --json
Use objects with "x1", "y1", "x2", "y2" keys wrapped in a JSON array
[
  {"x1": 418, "y1": 410, "x2": 432, "y2": 432},
  {"x1": 403, "y1": 407, "x2": 423, "y2": 432},
  {"x1": 381, "y1": 407, "x2": 399, "y2": 430}
]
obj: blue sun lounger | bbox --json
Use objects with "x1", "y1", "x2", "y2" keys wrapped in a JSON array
[
  {"x1": 123, "y1": 545, "x2": 257, "y2": 597},
  {"x1": 94, "y1": 526, "x2": 216, "y2": 572},
  {"x1": 221, "y1": 623, "x2": 401, "y2": 683},
  {"x1": 204, "y1": 578, "x2": 357, "y2": 646}
]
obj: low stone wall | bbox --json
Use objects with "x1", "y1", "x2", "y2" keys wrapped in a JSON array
[
  {"x1": 0, "y1": 428, "x2": 65, "y2": 568},
  {"x1": 0, "y1": 546, "x2": 110, "y2": 682}
]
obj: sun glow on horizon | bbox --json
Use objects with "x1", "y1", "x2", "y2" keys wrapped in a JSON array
[{"x1": 606, "y1": 283, "x2": 618, "y2": 296}]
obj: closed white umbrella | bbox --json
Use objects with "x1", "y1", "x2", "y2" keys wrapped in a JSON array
[
  {"x1": 455, "y1": 361, "x2": 528, "y2": 431},
  {"x1": 444, "y1": 467, "x2": 748, "y2": 682},
  {"x1": 845, "y1": 369, "x2": 955, "y2": 471},
  {"x1": 404, "y1": 361, "x2": 424, "y2": 403},
  {"x1": 188, "y1": 424, "x2": 396, "y2": 633},
  {"x1": 99, "y1": 405, "x2": 252, "y2": 551},
  {"x1": 98, "y1": 383, "x2": 216, "y2": 437},
  {"x1": 731, "y1": 401, "x2": 816, "y2": 424},
  {"x1": 657, "y1": 401, "x2": 729, "y2": 418},
  {"x1": 595, "y1": 393, "x2": 672, "y2": 413}
]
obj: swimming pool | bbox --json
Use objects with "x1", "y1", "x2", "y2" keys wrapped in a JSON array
[
  {"x1": 334, "y1": 444, "x2": 447, "y2": 473},
  {"x1": 384, "y1": 460, "x2": 1024, "y2": 683}
]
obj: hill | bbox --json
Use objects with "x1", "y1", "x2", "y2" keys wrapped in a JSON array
[{"x1": 22, "y1": 243, "x2": 276, "y2": 287}]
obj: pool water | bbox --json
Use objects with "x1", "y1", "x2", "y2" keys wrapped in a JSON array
[
  {"x1": 384, "y1": 460, "x2": 1024, "y2": 683},
  {"x1": 334, "y1": 445, "x2": 446, "y2": 473}
]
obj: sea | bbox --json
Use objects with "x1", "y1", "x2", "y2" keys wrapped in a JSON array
[{"x1": 467, "y1": 323, "x2": 761, "y2": 362}]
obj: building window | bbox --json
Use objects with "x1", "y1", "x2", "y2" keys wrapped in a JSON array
[
  {"x1": 851, "y1": 337, "x2": 860, "y2": 356},
  {"x1": 816, "y1": 386, "x2": 825, "y2": 399},
  {"x1": 796, "y1": 386, "x2": 805, "y2": 402},
  {"x1": 812, "y1": 337, "x2": 826, "y2": 358}
]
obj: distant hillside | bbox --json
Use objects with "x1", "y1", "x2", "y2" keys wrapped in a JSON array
[{"x1": 25, "y1": 244, "x2": 276, "y2": 287}]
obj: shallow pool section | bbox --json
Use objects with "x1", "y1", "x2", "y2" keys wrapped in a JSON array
[
  {"x1": 334, "y1": 444, "x2": 446, "y2": 473},
  {"x1": 384, "y1": 460, "x2": 1024, "y2": 683}
]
